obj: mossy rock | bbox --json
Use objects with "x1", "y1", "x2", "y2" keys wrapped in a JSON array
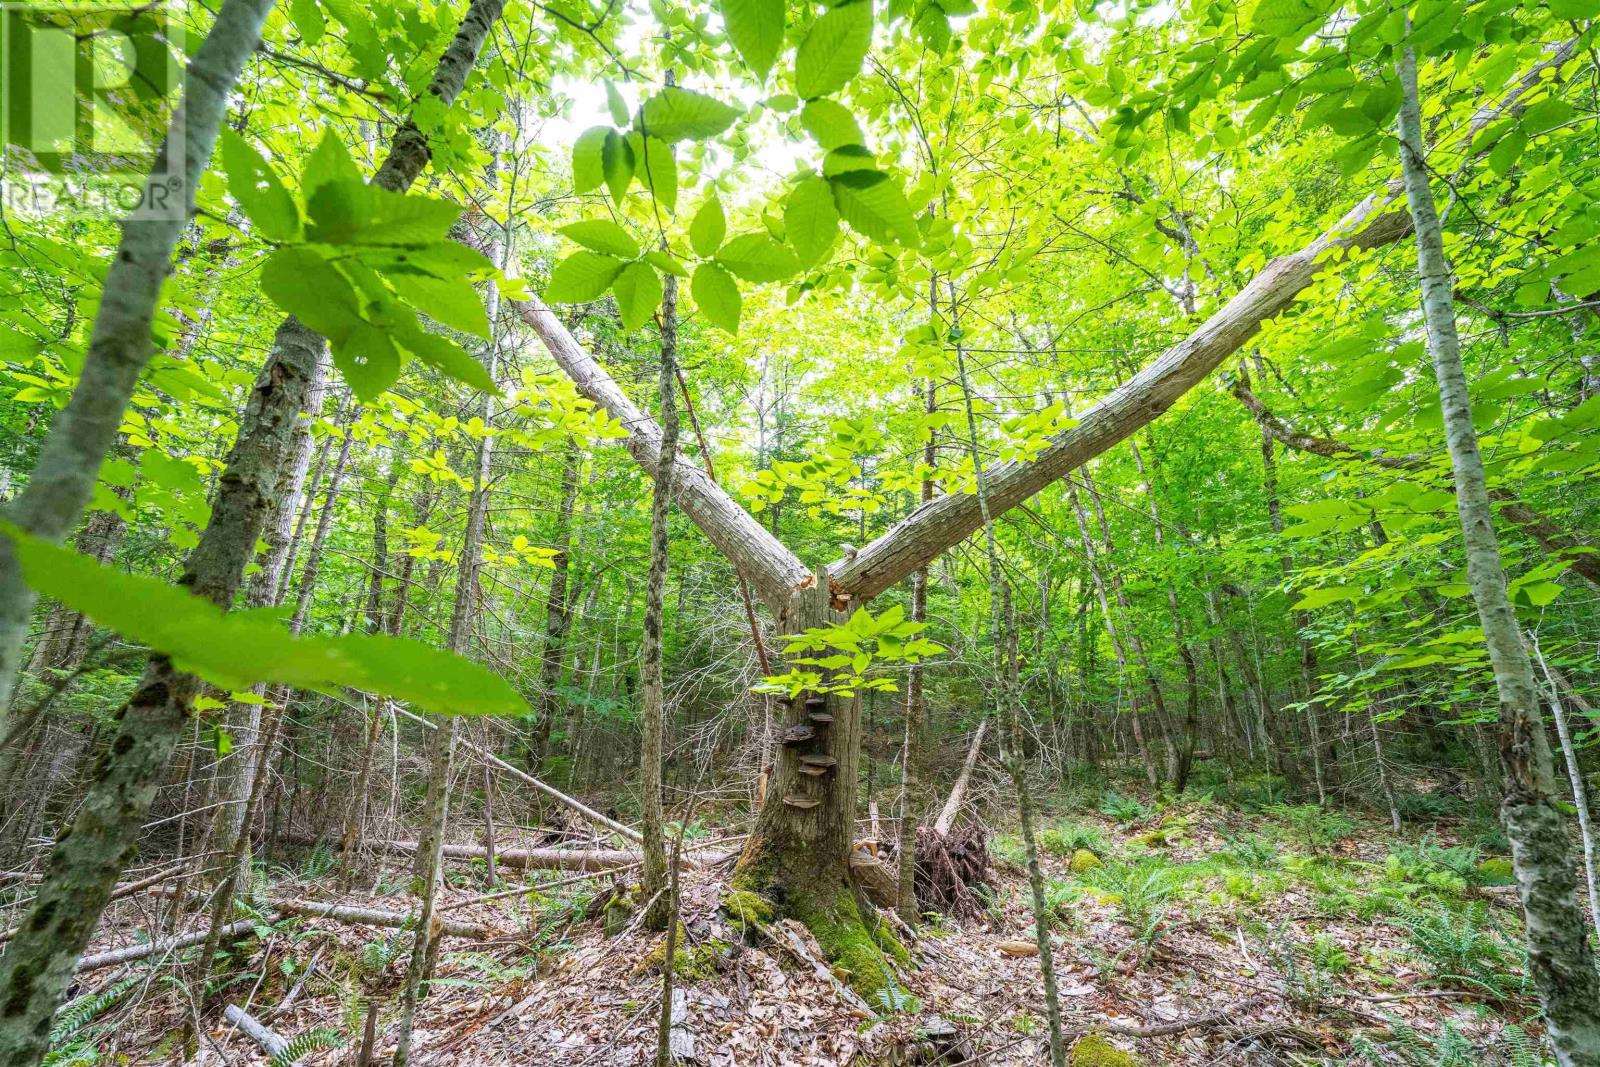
[
  {"x1": 1129, "y1": 830, "x2": 1168, "y2": 848},
  {"x1": 721, "y1": 889, "x2": 775, "y2": 938},
  {"x1": 1071, "y1": 1033, "x2": 1143, "y2": 1066},
  {"x1": 1474, "y1": 857, "x2": 1516, "y2": 886},
  {"x1": 1070, "y1": 848, "x2": 1104, "y2": 873}
]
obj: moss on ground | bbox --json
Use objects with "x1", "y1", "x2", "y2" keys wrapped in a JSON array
[
  {"x1": 721, "y1": 889, "x2": 774, "y2": 938},
  {"x1": 1070, "y1": 1033, "x2": 1143, "y2": 1066},
  {"x1": 638, "y1": 923, "x2": 725, "y2": 981},
  {"x1": 1070, "y1": 848, "x2": 1104, "y2": 873}
]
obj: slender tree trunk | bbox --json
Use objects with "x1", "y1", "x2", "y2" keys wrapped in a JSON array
[
  {"x1": 393, "y1": 199, "x2": 507, "y2": 1067},
  {"x1": 0, "y1": 0, "x2": 277, "y2": 715},
  {"x1": 1068, "y1": 488, "x2": 1158, "y2": 790},
  {"x1": 0, "y1": 6, "x2": 505, "y2": 1060},
  {"x1": 1397, "y1": 42, "x2": 1600, "y2": 1065},
  {"x1": 1529, "y1": 637, "x2": 1600, "y2": 939},
  {"x1": 639, "y1": 266, "x2": 681, "y2": 932},
  {"x1": 898, "y1": 365, "x2": 936, "y2": 925},
  {"x1": 1128, "y1": 437, "x2": 1201, "y2": 792},
  {"x1": 950, "y1": 326, "x2": 1063, "y2": 1065},
  {"x1": 529, "y1": 443, "x2": 581, "y2": 771}
]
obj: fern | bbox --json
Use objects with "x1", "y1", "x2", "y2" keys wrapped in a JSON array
[
  {"x1": 269, "y1": 1026, "x2": 344, "y2": 1066},
  {"x1": 49, "y1": 978, "x2": 135, "y2": 1046}
]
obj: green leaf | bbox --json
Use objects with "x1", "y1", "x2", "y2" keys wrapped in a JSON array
[
  {"x1": 785, "y1": 176, "x2": 839, "y2": 266},
  {"x1": 546, "y1": 251, "x2": 627, "y2": 303},
  {"x1": 602, "y1": 130, "x2": 635, "y2": 204},
  {"x1": 560, "y1": 218, "x2": 641, "y2": 259},
  {"x1": 572, "y1": 126, "x2": 610, "y2": 194},
  {"x1": 794, "y1": 0, "x2": 873, "y2": 100},
  {"x1": 1522, "y1": 97, "x2": 1574, "y2": 136},
  {"x1": 301, "y1": 129, "x2": 365, "y2": 203},
  {"x1": 387, "y1": 272, "x2": 490, "y2": 338},
  {"x1": 689, "y1": 196, "x2": 727, "y2": 258},
  {"x1": 720, "y1": 0, "x2": 785, "y2": 78},
  {"x1": 393, "y1": 315, "x2": 497, "y2": 393},
  {"x1": 218, "y1": 130, "x2": 298, "y2": 241},
  {"x1": 613, "y1": 261, "x2": 665, "y2": 332},
  {"x1": 259, "y1": 247, "x2": 364, "y2": 344},
  {"x1": 829, "y1": 170, "x2": 918, "y2": 246},
  {"x1": 331, "y1": 320, "x2": 404, "y2": 401},
  {"x1": 799, "y1": 99, "x2": 864, "y2": 149},
  {"x1": 626, "y1": 133, "x2": 677, "y2": 212},
  {"x1": 604, "y1": 79, "x2": 630, "y2": 125},
  {"x1": 691, "y1": 262, "x2": 742, "y2": 333},
  {"x1": 1549, "y1": 0, "x2": 1600, "y2": 18},
  {"x1": 1, "y1": 524, "x2": 527, "y2": 715},
  {"x1": 288, "y1": 0, "x2": 325, "y2": 44},
  {"x1": 716, "y1": 233, "x2": 801, "y2": 282},
  {"x1": 637, "y1": 87, "x2": 741, "y2": 142},
  {"x1": 645, "y1": 250, "x2": 690, "y2": 277},
  {"x1": 822, "y1": 144, "x2": 876, "y2": 177}
]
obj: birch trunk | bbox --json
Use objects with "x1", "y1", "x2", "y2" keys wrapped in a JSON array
[{"x1": 1397, "y1": 42, "x2": 1600, "y2": 1065}]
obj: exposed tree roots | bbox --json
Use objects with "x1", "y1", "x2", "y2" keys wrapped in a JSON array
[{"x1": 913, "y1": 824, "x2": 992, "y2": 918}]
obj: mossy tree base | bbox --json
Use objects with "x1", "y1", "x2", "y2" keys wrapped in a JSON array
[{"x1": 729, "y1": 845, "x2": 908, "y2": 1004}]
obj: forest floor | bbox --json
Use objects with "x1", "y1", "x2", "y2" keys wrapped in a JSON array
[{"x1": 72, "y1": 787, "x2": 1547, "y2": 1066}]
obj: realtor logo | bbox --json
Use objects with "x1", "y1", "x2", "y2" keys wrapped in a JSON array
[{"x1": 0, "y1": 1, "x2": 186, "y2": 219}]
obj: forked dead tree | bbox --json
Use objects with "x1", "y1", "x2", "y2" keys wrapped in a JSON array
[{"x1": 514, "y1": 188, "x2": 1411, "y2": 962}]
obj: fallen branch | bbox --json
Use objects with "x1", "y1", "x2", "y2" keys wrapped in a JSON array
[
  {"x1": 75, "y1": 918, "x2": 259, "y2": 973},
  {"x1": 349, "y1": 836, "x2": 738, "y2": 873},
  {"x1": 223, "y1": 1004, "x2": 289, "y2": 1059},
  {"x1": 388, "y1": 704, "x2": 642, "y2": 842},
  {"x1": 271, "y1": 899, "x2": 491, "y2": 940}
]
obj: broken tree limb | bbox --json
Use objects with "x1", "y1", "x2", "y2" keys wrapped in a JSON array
[
  {"x1": 271, "y1": 899, "x2": 490, "y2": 940},
  {"x1": 935, "y1": 719, "x2": 989, "y2": 835},
  {"x1": 223, "y1": 1004, "x2": 289, "y2": 1060},
  {"x1": 826, "y1": 194, "x2": 1414, "y2": 603},
  {"x1": 512, "y1": 297, "x2": 811, "y2": 611},
  {"x1": 389, "y1": 703, "x2": 642, "y2": 842}
]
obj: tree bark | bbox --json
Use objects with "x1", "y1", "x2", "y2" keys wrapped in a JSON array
[
  {"x1": 1397, "y1": 41, "x2": 1600, "y2": 1065},
  {"x1": 639, "y1": 266, "x2": 681, "y2": 932},
  {"x1": 0, "y1": 5, "x2": 505, "y2": 1059},
  {"x1": 0, "y1": 0, "x2": 277, "y2": 713}
]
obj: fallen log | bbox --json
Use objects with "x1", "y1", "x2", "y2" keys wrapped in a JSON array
[
  {"x1": 224, "y1": 1004, "x2": 289, "y2": 1060},
  {"x1": 934, "y1": 720, "x2": 989, "y2": 835},
  {"x1": 349, "y1": 837, "x2": 737, "y2": 872},
  {"x1": 272, "y1": 899, "x2": 490, "y2": 940}
]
